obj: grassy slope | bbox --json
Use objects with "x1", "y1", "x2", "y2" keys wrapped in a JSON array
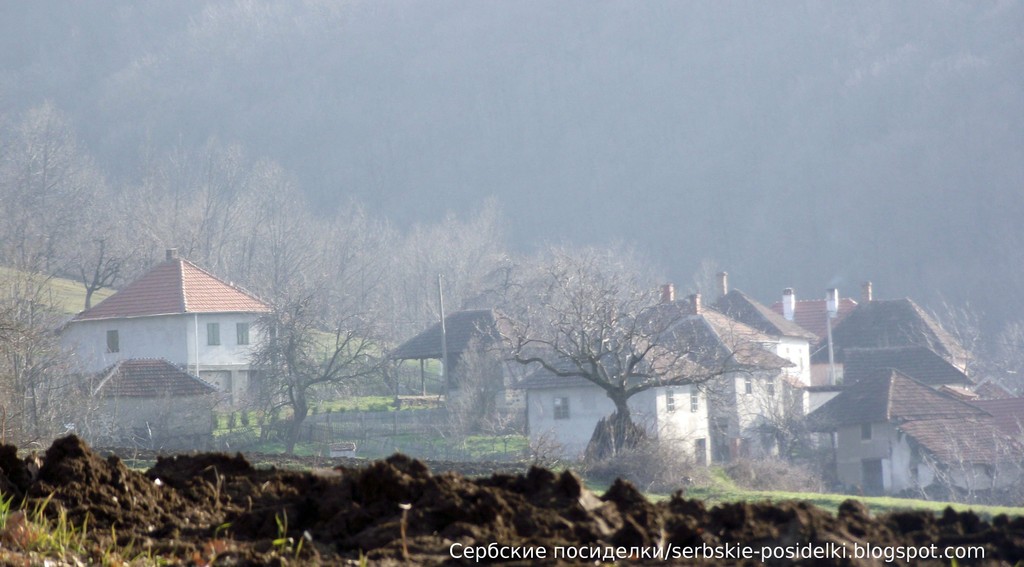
[{"x1": 0, "y1": 267, "x2": 116, "y2": 314}]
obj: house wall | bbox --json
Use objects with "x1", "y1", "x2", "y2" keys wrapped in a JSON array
[
  {"x1": 835, "y1": 421, "x2": 894, "y2": 492},
  {"x1": 62, "y1": 315, "x2": 191, "y2": 372},
  {"x1": 774, "y1": 337, "x2": 811, "y2": 387},
  {"x1": 526, "y1": 385, "x2": 708, "y2": 462},
  {"x1": 835, "y1": 423, "x2": 1021, "y2": 495},
  {"x1": 706, "y1": 370, "x2": 786, "y2": 461},
  {"x1": 811, "y1": 362, "x2": 844, "y2": 386},
  {"x1": 63, "y1": 313, "x2": 262, "y2": 404},
  {"x1": 83, "y1": 394, "x2": 217, "y2": 449}
]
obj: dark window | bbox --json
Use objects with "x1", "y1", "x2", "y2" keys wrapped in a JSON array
[
  {"x1": 690, "y1": 392, "x2": 699, "y2": 413},
  {"x1": 744, "y1": 377, "x2": 753, "y2": 394},
  {"x1": 207, "y1": 323, "x2": 221, "y2": 346},
  {"x1": 862, "y1": 459, "x2": 884, "y2": 494},
  {"x1": 695, "y1": 438, "x2": 707, "y2": 464},
  {"x1": 861, "y1": 423, "x2": 872, "y2": 440},
  {"x1": 767, "y1": 378, "x2": 775, "y2": 396},
  {"x1": 106, "y1": 330, "x2": 119, "y2": 353},
  {"x1": 666, "y1": 390, "x2": 676, "y2": 412},
  {"x1": 553, "y1": 397, "x2": 570, "y2": 420},
  {"x1": 236, "y1": 322, "x2": 250, "y2": 345}
]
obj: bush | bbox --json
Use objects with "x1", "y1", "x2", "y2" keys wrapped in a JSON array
[
  {"x1": 584, "y1": 440, "x2": 712, "y2": 493},
  {"x1": 725, "y1": 458, "x2": 825, "y2": 493}
]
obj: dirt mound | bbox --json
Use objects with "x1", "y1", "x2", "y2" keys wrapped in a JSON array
[{"x1": 0, "y1": 436, "x2": 1020, "y2": 565}]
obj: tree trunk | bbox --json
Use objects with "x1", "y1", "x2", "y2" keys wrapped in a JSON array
[
  {"x1": 285, "y1": 391, "x2": 309, "y2": 455},
  {"x1": 584, "y1": 393, "x2": 646, "y2": 461}
]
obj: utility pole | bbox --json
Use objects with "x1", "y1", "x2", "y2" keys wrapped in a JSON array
[{"x1": 438, "y1": 274, "x2": 449, "y2": 393}]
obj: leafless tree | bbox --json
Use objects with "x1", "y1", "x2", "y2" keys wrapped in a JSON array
[
  {"x1": 0, "y1": 269, "x2": 80, "y2": 444},
  {"x1": 250, "y1": 287, "x2": 383, "y2": 454},
  {"x1": 0, "y1": 103, "x2": 100, "y2": 274},
  {"x1": 501, "y1": 246, "x2": 729, "y2": 458}
]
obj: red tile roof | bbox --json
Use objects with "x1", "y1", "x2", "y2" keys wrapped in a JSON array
[
  {"x1": 970, "y1": 398, "x2": 1024, "y2": 436},
  {"x1": 72, "y1": 258, "x2": 270, "y2": 321},
  {"x1": 94, "y1": 359, "x2": 218, "y2": 398}
]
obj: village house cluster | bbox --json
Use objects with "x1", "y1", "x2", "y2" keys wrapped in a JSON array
[{"x1": 60, "y1": 253, "x2": 1024, "y2": 499}]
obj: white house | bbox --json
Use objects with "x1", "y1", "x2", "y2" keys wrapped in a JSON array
[
  {"x1": 61, "y1": 249, "x2": 271, "y2": 404},
  {"x1": 516, "y1": 290, "x2": 795, "y2": 464},
  {"x1": 518, "y1": 373, "x2": 710, "y2": 464}
]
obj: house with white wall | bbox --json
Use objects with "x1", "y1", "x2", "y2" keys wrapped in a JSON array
[
  {"x1": 710, "y1": 273, "x2": 815, "y2": 415},
  {"x1": 518, "y1": 373, "x2": 710, "y2": 463},
  {"x1": 61, "y1": 249, "x2": 271, "y2": 404},
  {"x1": 809, "y1": 369, "x2": 1022, "y2": 497},
  {"x1": 517, "y1": 288, "x2": 794, "y2": 464}
]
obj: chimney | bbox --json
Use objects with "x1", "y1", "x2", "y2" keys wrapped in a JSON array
[
  {"x1": 717, "y1": 271, "x2": 729, "y2": 298},
  {"x1": 661, "y1": 283, "x2": 675, "y2": 304},
  {"x1": 782, "y1": 288, "x2": 796, "y2": 321},
  {"x1": 826, "y1": 288, "x2": 839, "y2": 318},
  {"x1": 862, "y1": 281, "x2": 873, "y2": 303},
  {"x1": 688, "y1": 292, "x2": 702, "y2": 314},
  {"x1": 166, "y1": 248, "x2": 179, "y2": 261}
]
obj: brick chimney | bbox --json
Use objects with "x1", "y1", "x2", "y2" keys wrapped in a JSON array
[
  {"x1": 862, "y1": 281, "x2": 873, "y2": 303},
  {"x1": 782, "y1": 288, "x2": 796, "y2": 321},
  {"x1": 661, "y1": 283, "x2": 675, "y2": 304},
  {"x1": 717, "y1": 271, "x2": 729, "y2": 298},
  {"x1": 688, "y1": 293, "x2": 702, "y2": 314},
  {"x1": 166, "y1": 248, "x2": 179, "y2": 261}
]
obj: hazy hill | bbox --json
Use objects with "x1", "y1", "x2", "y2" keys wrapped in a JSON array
[{"x1": 1, "y1": 1, "x2": 1021, "y2": 327}]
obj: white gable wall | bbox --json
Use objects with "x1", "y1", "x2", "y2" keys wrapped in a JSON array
[
  {"x1": 62, "y1": 312, "x2": 263, "y2": 404},
  {"x1": 63, "y1": 315, "x2": 191, "y2": 372},
  {"x1": 526, "y1": 384, "x2": 709, "y2": 462}
]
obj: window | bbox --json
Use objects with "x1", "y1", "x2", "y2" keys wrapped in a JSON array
[
  {"x1": 861, "y1": 423, "x2": 872, "y2": 441},
  {"x1": 666, "y1": 390, "x2": 676, "y2": 412},
  {"x1": 690, "y1": 392, "x2": 699, "y2": 413},
  {"x1": 106, "y1": 330, "x2": 119, "y2": 353},
  {"x1": 744, "y1": 376, "x2": 753, "y2": 394},
  {"x1": 553, "y1": 397, "x2": 570, "y2": 420},
  {"x1": 236, "y1": 322, "x2": 250, "y2": 345},
  {"x1": 767, "y1": 378, "x2": 775, "y2": 396},
  {"x1": 207, "y1": 323, "x2": 221, "y2": 346}
]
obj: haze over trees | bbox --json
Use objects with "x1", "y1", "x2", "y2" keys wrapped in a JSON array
[{"x1": 0, "y1": 2, "x2": 1023, "y2": 445}]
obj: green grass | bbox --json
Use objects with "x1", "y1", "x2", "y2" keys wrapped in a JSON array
[
  {"x1": 636, "y1": 468, "x2": 1024, "y2": 519},
  {"x1": 0, "y1": 267, "x2": 115, "y2": 314}
]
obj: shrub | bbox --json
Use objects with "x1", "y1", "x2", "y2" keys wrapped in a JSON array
[
  {"x1": 584, "y1": 440, "x2": 712, "y2": 493},
  {"x1": 725, "y1": 458, "x2": 825, "y2": 493}
]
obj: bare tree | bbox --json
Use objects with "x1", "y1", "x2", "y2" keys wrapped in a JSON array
[
  {"x1": 0, "y1": 103, "x2": 100, "y2": 274},
  {"x1": 502, "y1": 246, "x2": 728, "y2": 458},
  {"x1": 0, "y1": 270, "x2": 79, "y2": 443},
  {"x1": 250, "y1": 288, "x2": 382, "y2": 454}
]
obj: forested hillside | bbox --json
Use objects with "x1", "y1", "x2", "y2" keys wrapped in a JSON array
[{"x1": 1, "y1": 0, "x2": 1021, "y2": 329}]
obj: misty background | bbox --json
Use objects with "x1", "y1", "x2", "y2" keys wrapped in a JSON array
[{"x1": 1, "y1": 0, "x2": 1022, "y2": 331}]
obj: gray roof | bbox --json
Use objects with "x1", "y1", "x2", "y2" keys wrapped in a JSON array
[
  {"x1": 713, "y1": 289, "x2": 817, "y2": 340},
  {"x1": 390, "y1": 309, "x2": 512, "y2": 360},
  {"x1": 842, "y1": 346, "x2": 971, "y2": 387},
  {"x1": 810, "y1": 299, "x2": 969, "y2": 371}
]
